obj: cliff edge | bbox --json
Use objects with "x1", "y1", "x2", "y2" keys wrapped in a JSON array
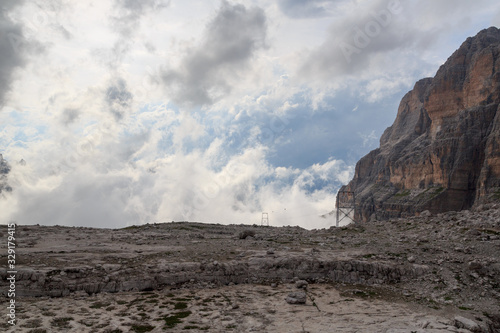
[{"x1": 341, "y1": 27, "x2": 500, "y2": 222}]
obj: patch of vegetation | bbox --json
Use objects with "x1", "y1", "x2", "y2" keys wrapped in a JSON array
[
  {"x1": 174, "y1": 302, "x2": 188, "y2": 310},
  {"x1": 123, "y1": 225, "x2": 141, "y2": 230},
  {"x1": 482, "y1": 228, "x2": 500, "y2": 236},
  {"x1": 189, "y1": 224, "x2": 209, "y2": 230},
  {"x1": 352, "y1": 290, "x2": 377, "y2": 298},
  {"x1": 116, "y1": 300, "x2": 127, "y2": 305},
  {"x1": 138, "y1": 312, "x2": 150, "y2": 318},
  {"x1": 21, "y1": 319, "x2": 43, "y2": 328},
  {"x1": 459, "y1": 306, "x2": 474, "y2": 311},
  {"x1": 183, "y1": 325, "x2": 200, "y2": 330},
  {"x1": 41, "y1": 311, "x2": 57, "y2": 317},
  {"x1": 131, "y1": 324, "x2": 155, "y2": 332},
  {"x1": 158, "y1": 311, "x2": 192, "y2": 329},
  {"x1": 492, "y1": 189, "x2": 500, "y2": 200},
  {"x1": 50, "y1": 317, "x2": 74, "y2": 329},
  {"x1": 173, "y1": 297, "x2": 192, "y2": 301},
  {"x1": 394, "y1": 190, "x2": 411, "y2": 198},
  {"x1": 103, "y1": 329, "x2": 123, "y2": 333},
  {"x1": 128, "y1": 298, "x2": 146, "y2": 307},
  {"x1": 426, "y1": 299, "x2": 441, "y2": 310},
  {"x1": 46, "y1": 269, "x2": 61, "y2": 277},
  {"x1": 27, "y1": 330, "x2": 47, "y2": 333}
]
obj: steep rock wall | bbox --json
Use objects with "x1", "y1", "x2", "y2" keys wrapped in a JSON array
[{"x1": 341, "y1": 27, "x2": 500, "y2": 222}]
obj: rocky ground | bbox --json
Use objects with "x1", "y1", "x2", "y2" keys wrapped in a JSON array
[{"x1": 1, "y1": 203, "x2": 499, "y2": 332}]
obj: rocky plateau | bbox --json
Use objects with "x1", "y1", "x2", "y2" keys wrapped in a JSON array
[{"x1": 1, "y1": 203, "x2": 499, "y2": 332}]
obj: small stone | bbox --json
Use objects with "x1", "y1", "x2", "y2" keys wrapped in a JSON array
[
  {"x1": 454, "y1": 316, "x2": 481, "y2": 332},
  {"x1": 286, "y1": 291, "x2": 307, "y2": 304},
  {"x1": 295, "y1": 280, "x2": 308, "y2": 289},
  {"x1": 266, "y1": 249, "x2": 275, "y2": 255},
  {"x1": 420, "y1": 210, "x2": 432, "y2": 217},
  {"x1": 271, "y1": 283, "x2": 277, "y2": 288},
  {"x1": 408, "y1": 256, "x2": 416, "y2": 263}
]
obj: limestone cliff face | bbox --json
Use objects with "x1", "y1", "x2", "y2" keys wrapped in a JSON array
[{"x1": 342, "y1": 27, "x2": 500, "y2": 222}]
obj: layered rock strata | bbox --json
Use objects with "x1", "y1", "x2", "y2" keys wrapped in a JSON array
[{"x1": 0, "y1": 256, "x2": 427, "y2": 298}]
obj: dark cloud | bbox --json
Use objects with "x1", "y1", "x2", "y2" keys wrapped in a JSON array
[
  {"x1": 0, "y1": 1, "x2": 27, "y2": 108},
  {"x1": 0, "y1": 154, "x2": 12, "y2": 194},
  {"x1": 113, "y1": 0, "x2": 170, "y2": 38},
  {"x1": 162, "y1": 2, "x2": 267, "y2": 107},
  {"x1": 278, "y1": 0, "x2": 340, "y2": 19},
  {"x1": 61, "y1": 108, "x2": 80, "y2": 125},
  {"x1": 105, "y1": 78, "x2": 133, "y2": 121}
]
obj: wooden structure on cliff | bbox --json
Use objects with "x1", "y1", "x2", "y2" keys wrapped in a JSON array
[{"x1": 336, "y1": 189, "x2": 356, "y2": 227}]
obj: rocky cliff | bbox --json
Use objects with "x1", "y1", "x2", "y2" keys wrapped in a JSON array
[{"x1": 341, "y1": 27, "x2": 500, "y2": 222}]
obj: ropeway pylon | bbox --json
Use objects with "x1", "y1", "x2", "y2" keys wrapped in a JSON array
[
  {"x1": 261, "y1": 212, "x2": 269, "y2": 226},
  {"x1": 336, "y1": 188, "x2": 356, "y2": 227}
]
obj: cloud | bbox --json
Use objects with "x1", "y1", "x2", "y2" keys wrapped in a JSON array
[
  {"x1": 277, "y1": 0, "x2": 342, "y2": 19},
  {"x1": 162, "y1": 1, "x2": 267, "y2": 107},
  {"x1": 105, "y1": 78, "x2": 133, "y2": 121},
  {"x1": 297, "y1": 0, "x2": 498, "y2": 82},
  {"x1": 0, "y1": 154, "x2": 12, "y2": 194},
  {"x1": 60, "y1": 108, "x2": 80, "y2": 125},
  {"x1": 1, "y1": 102, "x2": 352, "y2": 229},
  {"x1": 2, "y1": 0, "x2": 498, "y2": 231},
  {"x1": 0, "y1": 1, "x2": 28, "y2": 109},
  {"x1": 113, "y1": 0, "x2": 170, "y2": 38}
]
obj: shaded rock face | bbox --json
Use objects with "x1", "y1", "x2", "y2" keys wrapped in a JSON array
[
  {"x1": 0, "y1": 154, "x2": 11, "y2": 194},
  {"x1": 342, "y1": 27, "x2": 500, "y2": 222}
]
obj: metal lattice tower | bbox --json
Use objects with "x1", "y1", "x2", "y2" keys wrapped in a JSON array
[
  {"x1": 261, "y1": 212, "x2": 269, "y2": 226},
  {"x1": 336, "y1": 189, "x2": 356, "y2": 227}
]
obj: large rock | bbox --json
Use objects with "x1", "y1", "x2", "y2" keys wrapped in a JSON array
[
  {"x1": 286, "y1": 291, "x2": 307, "y2": 304},
  {"x1": 341, "y1": 27, "x2": 500, "y2": 222}
]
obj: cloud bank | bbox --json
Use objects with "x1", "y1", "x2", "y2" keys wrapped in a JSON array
[{"x1": 0, "y1": 0, "x2": 499, "y2": 230}]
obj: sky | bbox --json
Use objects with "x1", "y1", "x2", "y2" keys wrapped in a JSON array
[{"x1": 1, "y1": 0, "x2": 499, "y2": 229}]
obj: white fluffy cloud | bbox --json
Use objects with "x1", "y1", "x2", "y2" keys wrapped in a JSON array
[{"x1": 0, "y1": 0, "x2": 499, "y2": 229}]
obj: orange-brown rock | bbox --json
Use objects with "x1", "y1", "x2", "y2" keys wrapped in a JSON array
[{"x1": 341, "y1": 27, "x2": 500, "y2": 222}]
